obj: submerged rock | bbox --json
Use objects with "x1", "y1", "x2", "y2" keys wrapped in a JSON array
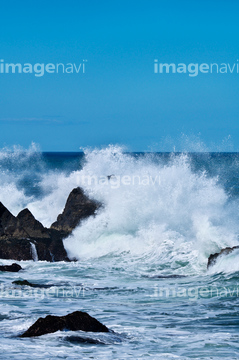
[
  {"x1": 207, "y1": 245, "x2": 239, "y2": 269},
  {"x1": 12, "y1": 279, "x2": 51, "y2": 288},
  {"x1": 51, "y1": 187, "x2": 100, "y2": 235},
  {"x1": 13, "y1": 280, "x2": 36, "y2": 287},
  {"x1": 64, "y1": 335, "x2": 106, "y2": 345},
  {"x1": 20, "y1": 311, "x2": 109, "y2": 337},
  {"x1": 0, "y1": 263, "x2": 22, "y2": 272},
  {"x1": 148, "y1": 275, "x2": 187, "y2": 279}
]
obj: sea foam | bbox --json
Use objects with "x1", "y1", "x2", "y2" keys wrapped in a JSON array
[{"x1": 0, "y1": 145, "x2": 238, "y2": 274}]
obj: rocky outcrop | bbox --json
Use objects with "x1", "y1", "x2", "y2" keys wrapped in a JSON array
[
  {"x1": 0, "y1": 203, "x2": 66, "y2": 261},
  {"x1": 20, "y1": 311, "x2": 109, "y2": 337},
  {"x1": 17, "y1": 209, "x2": 50, "y2": 239},
  {"x1": 0, "y1": 237, "x2": 32, "y2": 261},
  {"x1": 0, "y1": 263, "x2": 22, "y2": 272},
  {"x1": 0, "y1": 203, "x2": 28, "y2": 239},
  {"x1": 0, "y1": 203, "x2": 69, "y2": 262},
  {"x1": 207, "y1": 245, "x2": 239, "y2": 269},
  {"x1": 0, "y1": 187, "x2": 101, "y2": 262},
  {"x1": 51, "y1": 187, "x2": 100, "y2": 235}
]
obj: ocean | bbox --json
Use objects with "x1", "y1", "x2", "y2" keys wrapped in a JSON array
[{"x1": 0, "y1": 145, "x2": 239, "y2": 359}]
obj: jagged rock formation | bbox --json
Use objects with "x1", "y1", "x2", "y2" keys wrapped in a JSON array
[
  {"x1": 0, "y1": 202, "x2": 69, "y2": 262},
  {"x1": 20, "y1": 311, "x2": 109, "y2": 337},
  {"x1": 17, "y1": 209, "x2": 50, "y2": 239},
  {"x1": 51, "y1": 187, "x2": 100, "y2": 235},
  {"x1": 0, "y1": 203, "x2": 29, "y2": 239},
  {"x1": 0, "y1": 187, "x2": 100, "y2": 262},
  {"x1": 207, "y1": 245, "x2": 239, "y2": 269}
]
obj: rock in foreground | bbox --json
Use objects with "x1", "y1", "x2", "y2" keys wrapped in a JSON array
[
  {"x1": 20, "y1": 311, "x2": 109, "y2": 337},
  {"x1": 207, "y1": 245, "x2": 239, "y2": 269}
]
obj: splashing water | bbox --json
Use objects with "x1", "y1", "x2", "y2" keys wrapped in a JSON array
[
  {"x1": 30, "y1": 242, "x2": 38, "y2": 261},
  {"x1": 63, "y1": 147, "x2": 239, "y2": 275},
  {"x1": 0, "y1": 145, "x2": 238, "y2": 275}
]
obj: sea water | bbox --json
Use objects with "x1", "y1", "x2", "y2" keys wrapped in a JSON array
[{"x1": 0, "y1": 145, "x2": 239, "y2": 359}]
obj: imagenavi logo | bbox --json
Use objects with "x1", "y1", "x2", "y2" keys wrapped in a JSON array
[
  {"x1": 154, "y1": 60, "x2": 239, "y2": 77},
  {"x1": 0, "y1": 59, "x2": 87, "y2": 77}
]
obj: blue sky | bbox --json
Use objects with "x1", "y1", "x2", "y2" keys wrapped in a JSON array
[{"x1": 0, "y1": 0, "x2": 239, "y2": 151}]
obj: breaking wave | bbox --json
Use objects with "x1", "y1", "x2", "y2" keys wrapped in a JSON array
[{"x1": 0, "y1": 144, "x2": 239, "y2": 275}]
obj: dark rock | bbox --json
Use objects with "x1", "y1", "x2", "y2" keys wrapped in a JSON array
[
  {"x1": 33, "y1": 231, "x2": 70, "y2": 262},
  {"x1": 0, "y1": 238, "x2": 32, "y2": 260},
  {"x1": 0, "y1": 263, "x2": 22, "y2": 272},
  {"x1": 16, "y1": 208, "x2": 69, "y2": 261},
  {"x1": 20, "y1": 311, "x2": 109, "y2": 337},
  {"x1": 0, "y1": 205, "x2": 69, "y2": 262},
  {"x1": 65, "y1": 335, "x2": 106, "y2": 345},
  {"x1": 13, "y1": 280, "x2": 35, "y2": 287},
  {"x1": 17, "y1": 209, "x2": 50, "y2": 239},
  {"x1": 51, "y1": 187, "x2": 100, "y2": 235},
  {"x1": 145, "y1": 275, "x2": 187, "y2": 279},
  {"x1": 0, "y1": 187, "x2": 101, "y2": 262},
  {"x1": 0, "y1": 202, "x2": 28, "y2": 238},
  {"x1": 0, "y1": 236, "x2": 69, "y2": 262},
  {"x1": 12, "y1": 279, "x2": 51, "y2": 288},
  {"x1": 207, "y1": 245, "x2": 239, "y2": 269}
]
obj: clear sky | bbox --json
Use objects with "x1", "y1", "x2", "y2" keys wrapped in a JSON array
[{"x1": 0, "y1": 0, "x2": 239, "y2": 151}]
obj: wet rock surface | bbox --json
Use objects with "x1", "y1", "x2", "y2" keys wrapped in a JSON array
[
  {"x1": 12, "y1": 279, "x2": 51, "y2": 288},
  {"x1": 207, "y1": 245, "x2": 239, "y2": 269},
  {"x1": 0, "y1": 263, "x2": 22, "y2": 272},
  {"x1": 17, "y1": 209, "x2": 50, "y2": 239},
  {"x1": 20, "y1": 311, "x2": 109, "y2": 337},
  {"x1": 51, "y1": 187, "x2": 100, "y2": 235},
  {"x1": 0, "y1": 187, "x2": 100, "y2": 262}
]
